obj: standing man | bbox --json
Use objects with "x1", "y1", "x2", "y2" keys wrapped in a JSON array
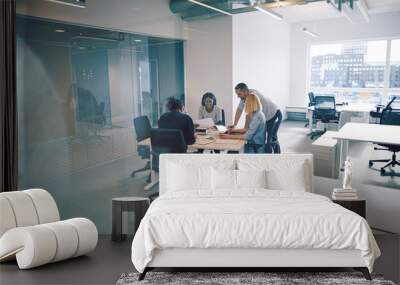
[{"x1": 230, "y1": 83, "x2": 282, "y2": 153}]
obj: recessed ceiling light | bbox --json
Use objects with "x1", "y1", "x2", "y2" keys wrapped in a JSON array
[
  {"x1": 134, "y1": 39, "x2": 142, "y2": 42},
  {"x1": 55, "y1": 29, "x2": 66, "y2": 33},
  {"x1": 78, "y1": 46, "x2": 86, "y2": 50}
]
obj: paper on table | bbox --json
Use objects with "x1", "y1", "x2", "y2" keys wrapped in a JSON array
[
  {"x1": 216, "y1": 125, "x2": 228, "y2": 133},
  {"x1": 194, "y1": 118, "x2": 215, "y2": 128}
]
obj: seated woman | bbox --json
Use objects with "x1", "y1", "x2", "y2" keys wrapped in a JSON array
[
  {"x1": 221, "y1": 93, "x2": 265, "y2": 153},
  {"x1": 198, "y1": 92, "x2": 224, "y2": 125},
  {"x1": 158, "y1": 97, "x2": 196, "y2": 145}
]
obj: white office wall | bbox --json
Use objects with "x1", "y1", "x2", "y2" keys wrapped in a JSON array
[
  {"x1": 16, "y1": 0, "x2": 185, "y2": 39},
  {"x1": 289, "y1": 12, "x2": 400, "y2": 107},
  {"x1": 184, "y1": 17, "x2": 234, "y2": 123},
  {"x1": 233, "y1": 12, "x2": 291, "y2": 123}
]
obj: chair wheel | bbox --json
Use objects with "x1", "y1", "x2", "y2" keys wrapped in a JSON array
[
  {"x1": 369, "y1": 161, "x2": 373, "y2": 167},
  {"x1": 380, "y1": 169, "x2": 386, "y2": 175}
]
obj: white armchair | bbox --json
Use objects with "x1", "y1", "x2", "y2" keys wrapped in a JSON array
[{"x1": 0, "y1": 189, "x2": 98, "y2": 269}]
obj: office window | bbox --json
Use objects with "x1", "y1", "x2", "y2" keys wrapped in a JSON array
[
  {"x1": 309, "y1": 39, "x2": 399, "y2": 104},
  {"x1": 390, "y1": 39, "x2": 400, "y2": 88},
  {"x1": 16, "y1": 16, "x2": 185, "y2": 233}
]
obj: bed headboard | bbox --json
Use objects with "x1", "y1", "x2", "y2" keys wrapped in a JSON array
[{"x1": 158, "y1": 154, "x2": 314, "y2": 195}]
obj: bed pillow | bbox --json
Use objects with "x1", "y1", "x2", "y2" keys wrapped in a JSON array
[
  {"x1": 167, "y1": 163, "x2": 212, "y2": 192},
  {"x1": 166, "y1": 159, "x2": 236, "y2": 192},
  {"x1": 266, "y1": 162, "x2": 308, "y2": 191},
  {"x1": 211, "y1": 168, "x2": 237, "y2": 191},
  {"x1": 236, "y1": 170, "x2": 267, "y2": 189}
]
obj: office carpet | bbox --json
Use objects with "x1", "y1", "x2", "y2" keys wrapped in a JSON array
[{"x1": 116, "y1": 271, "x2": 395, "y2": 285}]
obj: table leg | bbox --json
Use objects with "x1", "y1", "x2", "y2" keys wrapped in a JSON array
[{"x1": 112, "y1": 201, "x2": 123, "y2": 242}]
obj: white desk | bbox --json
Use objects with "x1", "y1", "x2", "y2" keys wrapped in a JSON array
[{"x1": 332, "y1": 122, "x2": 400, "y2": 173}]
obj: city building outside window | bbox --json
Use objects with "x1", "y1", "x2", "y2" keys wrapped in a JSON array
[{"x1": 308, "y1": 39, "x2": 400, "y2": 105}]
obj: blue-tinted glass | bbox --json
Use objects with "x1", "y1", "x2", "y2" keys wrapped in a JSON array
[{"x1": 16, "y1": 16, "x2": 185, "y2": 233}]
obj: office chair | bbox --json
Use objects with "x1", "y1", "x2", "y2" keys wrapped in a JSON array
[
  {"x1": 131, "y1": 116, "x2": 152, "y2": 182},
  {"x1": 305, "y1": 92, "x2": 316, "y2": 128},
  {"x1": 150, "y1": 128, "x2": 187, "y2": 173},
  {"x1": 370, "y1": 97, "x2": 397, "y2": 124},
  {"x1": 369, "y1": 108, "x2": 400, "y2": 175},
  {"x1": 220, "y1": 109, "x2": 226, "y2": 126},
  {"x1": 76, "y1": 87, "x2": 107, "y2": 138},
  {"x1": 310, "y1": 96, "x2": 339, "y2": 140},
  {"x1": 308, "y1": 92, "x2": 316, "y2": 107},
  {"x1": 145, "y1": 129, "x2": 187, "y2": 200}
]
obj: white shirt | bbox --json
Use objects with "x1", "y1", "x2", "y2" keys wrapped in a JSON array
[{"x1": 238, "y1": 89, "x2": 278, "y2": 121}]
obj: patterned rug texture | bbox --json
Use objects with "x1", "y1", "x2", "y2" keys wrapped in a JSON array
[{"x1": 116, "y1": 271, "x2": 396, "y2": 285}]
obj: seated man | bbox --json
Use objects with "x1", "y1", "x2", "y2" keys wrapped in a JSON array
[{"x1": 158, "y1": 97, "x2": 196, "y2": 145}]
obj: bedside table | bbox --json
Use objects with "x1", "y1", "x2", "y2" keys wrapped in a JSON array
[
  {"x1": 112, "y1": 197, "x2": 150, "y2": 242},
  {"x1": 332, "y1": 199, "x2": 366, "y2": 218}
]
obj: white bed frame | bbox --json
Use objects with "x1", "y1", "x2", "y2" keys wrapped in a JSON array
[{"x1": 139, "y1": 154, "x2": 371, "y2": 281}]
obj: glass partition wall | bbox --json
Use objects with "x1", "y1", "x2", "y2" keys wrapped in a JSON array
[{"x1": 16, "y1": 16, "x2": 185, "y2": 233}]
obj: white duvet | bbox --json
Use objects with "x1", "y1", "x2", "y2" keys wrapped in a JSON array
[{"x1": 131, "y1": 190, "x2": 380, "y2": 273}]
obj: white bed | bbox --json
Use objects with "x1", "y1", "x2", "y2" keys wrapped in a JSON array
[{"x1": 131, "y1": 154, "x2": 380, "y2": 280}]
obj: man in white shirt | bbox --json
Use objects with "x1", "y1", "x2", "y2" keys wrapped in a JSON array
[{"x1": 230, "y1": 82, "x2": 282, "y2": 153}]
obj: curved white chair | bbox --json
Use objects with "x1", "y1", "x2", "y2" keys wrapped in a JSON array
[{"x1": 0, "y1": 189, "x2": 98, "y2": 269}]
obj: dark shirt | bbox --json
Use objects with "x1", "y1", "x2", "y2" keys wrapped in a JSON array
[{"x1": 158, "y1": 111, "x2": 196, "y2": 145}]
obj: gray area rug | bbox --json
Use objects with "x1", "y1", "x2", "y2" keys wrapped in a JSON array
[{"x1": 116, "y1": 272, "x2": 396, "y2": 285}]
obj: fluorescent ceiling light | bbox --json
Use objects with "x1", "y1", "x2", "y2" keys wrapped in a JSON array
[
  {"x1": 55, "y1": 29, "x2": 65, "y2": 33},
  {"x1": 188, "y1": 0, "x2": 233, "y2": 16},
  {"x1": 134, "y1": 39, "x2": 142, "y2": 42},
  {"x1": 254, "y1": 5, "x2": 283, "y2": 20},
  {"x1": 72, "y1": 35, "x2": 119, "y2": 42},
  {"x1": 46, "y1": 0, "x2": 86, "y2": 8},
  {"x1": 303, "y1": 28, "x2": 318, "y2": 38}
]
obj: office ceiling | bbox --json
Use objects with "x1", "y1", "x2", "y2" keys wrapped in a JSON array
[
  {"x1": 279, "y1": 0, "x2": 400, "y2": 22},
  {"x1": 169, "y1": 0, "x2": 400, "y2": 23}
]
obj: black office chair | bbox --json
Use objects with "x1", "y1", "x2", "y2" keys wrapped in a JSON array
[
  {"x1": 150, "y1": 128, "x2": 187, "y2": 173},
  {"x1": 305, "y1": 92, "x2": 316, "y2": 128},
  {"x1": 310, "y1": 96, "x2": 339, "y2": 140},
  {"x1": 144, "y1": 128, "x2": 187, "y2": 200},
  {"x1": 369, "y1": 108, "x2": 400, "y2": 175},
  {"x1": 370, "y1": 97, "x2": 397, "y2": 124},
  {"x1": 308, "y1": 92, "x2": 316, "y2": 107},
  {"x1": 220, "y1": 109, "x2": 226, "y2": 126},
  {"x1": 131, "y1": 116, "x2": 152, "y2": 182}
]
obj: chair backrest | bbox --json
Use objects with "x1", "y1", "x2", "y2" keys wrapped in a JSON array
[
  {"x1": 134, "y1": 116, "x2": 152, "y2": 142},
  {"x1": 150, "y1": 128, "x2": 187, "y2": 172},
  {"x1": 220, "y1": 108, "x2": 226, "y2": 126},
  {"x1": 314, "y1": 96, "x2": 336, "y2": 121},
  {"x1": 308, "y1": 92, "x2": 316, "y2": 106},
  {"x1": 380, "y1": 108, "x2": 400, "y2": 126},
  {"x1": 0, "y1": 189, "x2": 60, "y2": 237}
]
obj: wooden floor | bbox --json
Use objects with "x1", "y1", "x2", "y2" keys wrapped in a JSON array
[{"x1": 0, "y1": 235, "x2": 133, "y2": 285}]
